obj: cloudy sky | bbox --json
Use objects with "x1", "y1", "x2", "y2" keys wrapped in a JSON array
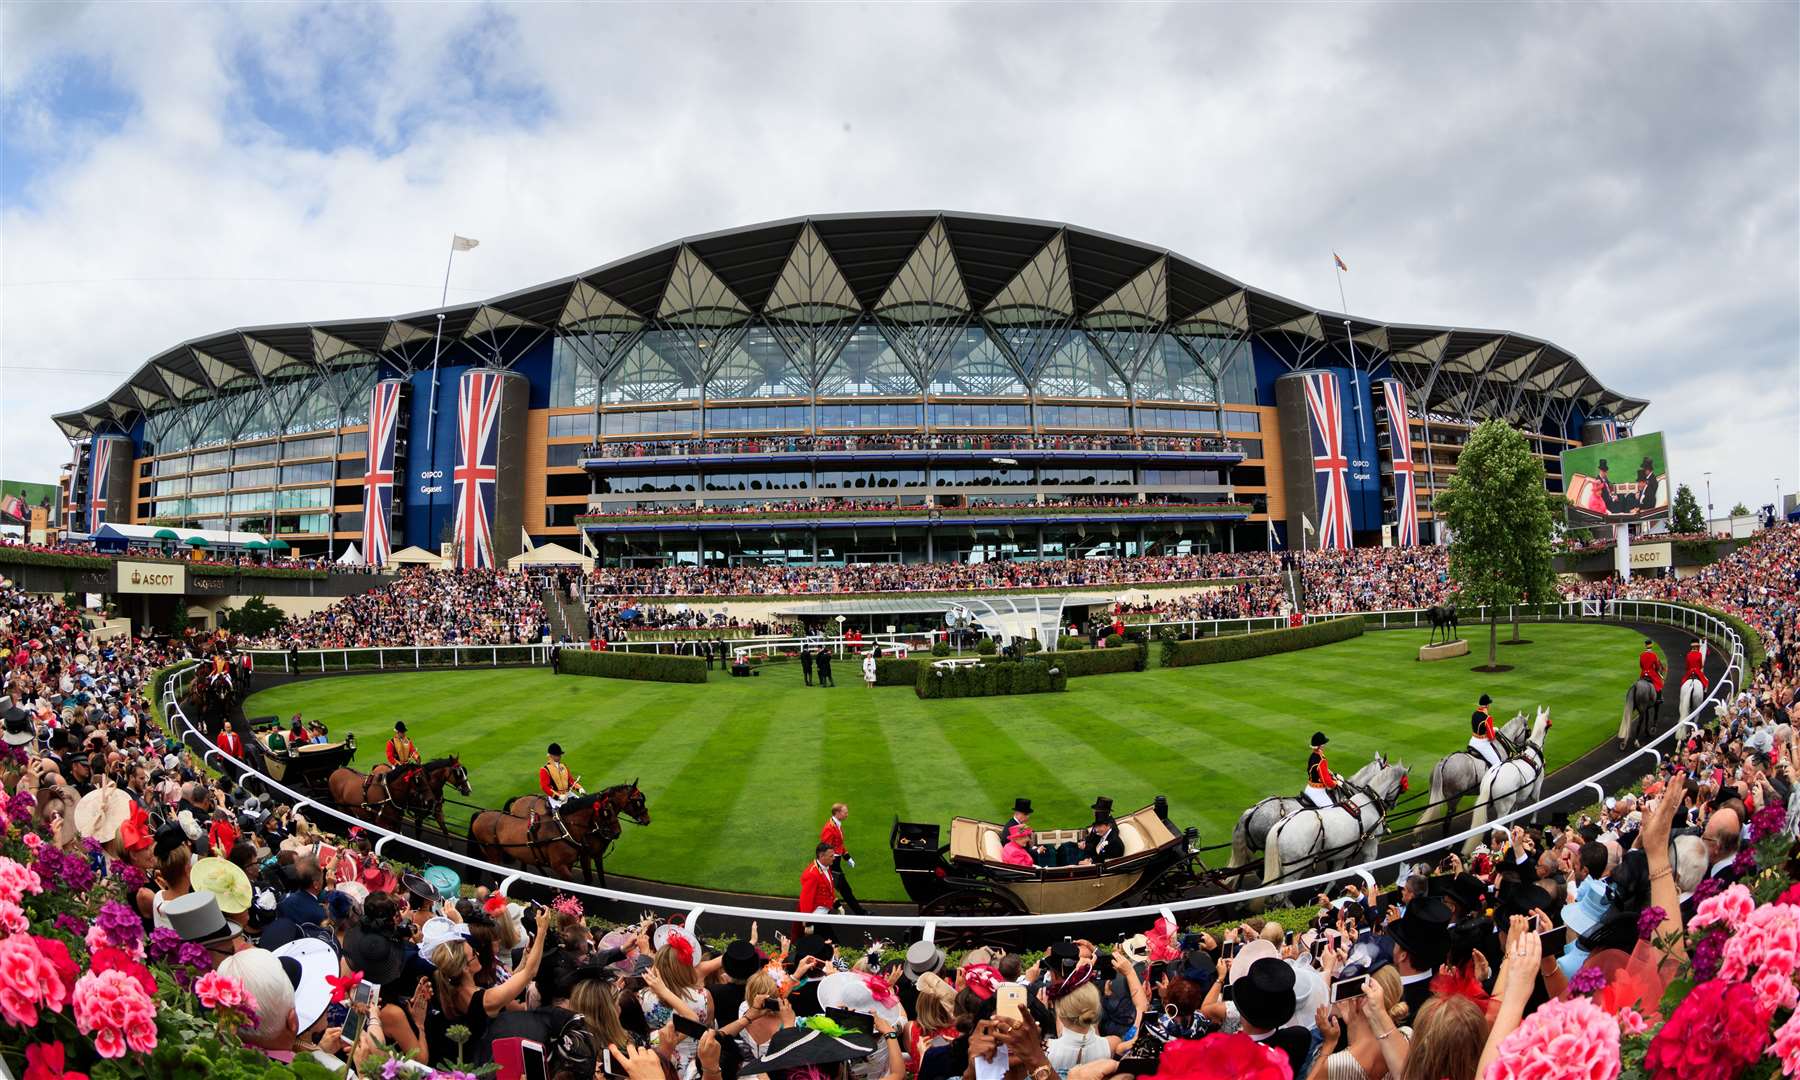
[{"x1": 2, "y1": 2, "x2": 1795, "y2": 514}]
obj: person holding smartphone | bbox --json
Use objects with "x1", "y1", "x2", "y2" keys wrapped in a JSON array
[{"x1": 425, "y1": 901, "x2": 550, "y2": 1067}]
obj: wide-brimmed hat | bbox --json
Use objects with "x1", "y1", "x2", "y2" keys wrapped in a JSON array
[
  {"x1": 2, "y1": 706, "x2": 34, "y2": 746},
  {"x1": 419, "y1": 916, "x2": 472, "y2": 962},
  {"x1": 273, "y1": 936, "x2": 339, "y2": 1034},
  {"x1": 1562, "y1": 878, "x2": 1611, "y2": 939},
  {"x1": 816, "y1": 970, "x2": 905, "y2": 1026},
  {"x1": 421, "y1": 865, "x2": 461, "y2": 900},
  {"x1": 1388, "y1": 896, "x2": 1453, "y2": 969},
  {"x1": 72, "y1": 786, "x2": 133, "y2": 842},
  {"x1": 737, "y1": 1024, "x2": 878, "y2": 1075},
  {"x1": 401, "y1": 872, "x2": 439, "y2": 905},
  {"x1": 1234, "y1": 958, "x2": 1297, "y2": 1030},
  {"x1": 653, "y1": 923, "x2": 701, "y2": 964},
  {"x1": 722, "y1": 940, "x2": 764, "y2": 980},
  {"x1": 1117, "y1": 935, "x2": 1149, "y2": 967},
  {"x1": 344, "y1": 928, "x2": 406, "y2": 985},
  {"x1": 904, "y1": 940, "x2": 944, "y2": 979},
  {"x1": 162, "y1": 890, "x2": 242, "y2": 945},
  {"x1": 191, "y1": 856, "x2": 253, "y2": 915},
  {"x1": 1228, "y1": 939, "x2": 1281, "y2": 984}
]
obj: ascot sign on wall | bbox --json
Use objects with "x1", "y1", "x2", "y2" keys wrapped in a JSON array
[{"x1": 116, "y1": 561, "x2": 187, "y2": 595}]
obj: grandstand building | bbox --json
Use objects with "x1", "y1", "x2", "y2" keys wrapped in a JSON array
[{"x1": 51, "y1": 213, "x2": 1648, "y2": 566}]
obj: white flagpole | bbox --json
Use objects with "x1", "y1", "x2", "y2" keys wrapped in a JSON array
[
  {"x1": 423, "y1": 237, "x2": 460, "y2": 460},
  {"x1": 1335, "y1": 256, "x2": 1369, "y2": 446}
]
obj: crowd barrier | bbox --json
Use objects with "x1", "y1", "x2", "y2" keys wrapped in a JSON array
[{"x1": 197, "y1": 600, "x2": 1743, "y2": 934}]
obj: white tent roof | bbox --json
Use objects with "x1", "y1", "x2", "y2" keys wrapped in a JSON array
[
  {"x1": 386, "y1": 545, "x2": 449, "y2": 567},
  {"x1": 95, "y1": 523, "x2": 268, "y2": 546},
  {"x1": 335, "y1": 543, "x2": 364, "y2": 565},
  {"x1": 506, "y1": 542, "x2": 593, "y2": 572}
]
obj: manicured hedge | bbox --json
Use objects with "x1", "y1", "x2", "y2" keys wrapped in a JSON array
[
  {"x1": 914, "y1": 659, "x2": 1067, "y2": 699},
  {"x1": 558, "y1": 648, "x2": 708, "y2": 683},
  {"x1": 874, "y1": 657, "x2": 925, "y2": 686},
  {"x1": 1161, "y1": 616, "x2": 1364, "y2": 667},
  {"x1": 1676, "y1": 603, "x2": 1767, "y2": 673},
  {"x1": 1040, "y1": 645, "x2": 1144, "y2": 676}
]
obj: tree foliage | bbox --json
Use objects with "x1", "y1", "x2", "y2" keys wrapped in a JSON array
[
  {"x1": 217, "y1": 595, "x2": 288, "y2": 637},
  {"x1": 1671, "y1": 484, "x2": 1705, "y2": 533},
  {"x1": 1434, "y1": 420, "x2": 1559, "y2": 667},
  {"x1": 1730, "y1": 501, "x2": 1751, "y2": 518}
]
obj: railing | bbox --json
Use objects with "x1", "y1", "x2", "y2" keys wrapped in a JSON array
[
  {"x1": 197, "y1": 599, "x2": 1744, "y2": 932},
  {"x1": 246, "y1": 634, "x2": 947, "y2": 672}
]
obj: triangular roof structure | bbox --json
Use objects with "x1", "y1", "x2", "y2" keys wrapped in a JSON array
[{"x1": 876, "y1": 219, "x2": 970, "y2": 319}]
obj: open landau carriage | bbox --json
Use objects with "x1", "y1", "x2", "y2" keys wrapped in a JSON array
[
  {"x1": 243, "y1": 714, "x2": 357, "y2": 790},
  {"x1": 890, "y1": 800, "x2": 1206, "y2": 916}
]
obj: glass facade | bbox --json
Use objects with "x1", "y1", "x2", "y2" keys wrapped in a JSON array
[
  {"x1": 816, "y1": 403, "x2": 923, "y2": 428},
  {"x1": 706, "y1": 405, "x2": 809, "y2": 431},
  {"x1": 140, "y1": 362, "x2": 376, "y2": 456}
]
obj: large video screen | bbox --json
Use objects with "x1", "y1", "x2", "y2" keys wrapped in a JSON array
[{"x1": 1561, "y1": 431, "x2": 1671, "y2": 527}]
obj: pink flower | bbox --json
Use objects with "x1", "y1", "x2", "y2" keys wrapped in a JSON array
[
  {"x1": 0, "y1": 933, "x2": 69, "y2": 1027},
  {"x1": 0, "y1": 857, "x2": 43, "y2": 906},
  {"x1": 1488, "y1": 996, "x2": 1621, "y2": 1080},
  {"x1": 20, "y1": 833, "x2": 41, "y2": 853},
  {"x1": 1775, "y1": 1008, "x2": 1800, "y2": 1077},
  {"x1": 1616, "y1": 1007, "x2": 1655, "y2": 1037},
  {"x1": 1718, "y1": 902, "x2": 1800, "y2": 1011},
  {"x1": 72, "y1": 968, "x2": 157, "y2": 1058},
  {"x1": 1691, "y1": 883, "x2": 1756, "y2": 931},
  {"x1": 194, "y1": 970, "x2": 247, "y2": 1010},
  {"x1": 0, "y1": 898, "x2": 28, "y2": 936}
]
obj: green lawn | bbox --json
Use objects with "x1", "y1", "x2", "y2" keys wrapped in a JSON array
[{"x1": 245, "y1": 623, "x2": 1642, "y2": 900}]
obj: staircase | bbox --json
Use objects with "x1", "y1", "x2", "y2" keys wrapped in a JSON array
[
  {"x1": 560, "y1": 592, "x2": 591, "y2": 642},
  {"x1": 1284, "y1": 566, "x2": 1307, "y2": 614}
]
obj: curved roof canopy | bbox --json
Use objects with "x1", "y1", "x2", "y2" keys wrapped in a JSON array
[{"x1": 52, "y1": 211, "x2": 1647, "y2": 438}]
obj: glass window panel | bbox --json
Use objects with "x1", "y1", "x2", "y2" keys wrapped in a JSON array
[
  {"x1": 339, "y1": 431, "x2": 367, "y2": 456},
  {"x1": 1040, "y1": 405, "x2": 1128, "y2": 429},
  {"x1": 1039, "y1": 468, "x2": 1134, "y2": 486},
  {"x1": 929, "y1": 403, "x2": 1029, "y2": 427},
  {"x1": 274, "y1": 513, "x2": 329, "y2": 534},
  {"x1": 154, "y1": 478, "x2": 187, "y2": 498},
  {"x1": 547, "y1": 413, "x2": 599, "y2": 439},
  {"x1": 604, "y1": 333, "x2": 701, "y2": 404},
  {"x1": 282, "y1": 435, "x2": 336, "y2": 460},
  {"x1": 816, "y1": 469, "x2": 925, "y2": 490},
  {"x1": 231, "y1": 491, "x2": 275, "y2": 512},
  {"x1": 233, "y1": 442, "x2": 278, "y2": 466},
  {"x1": 551, "y1": 338, "x2": 605, "y2": 408},
  {"x1": 280, "y1": 462, "x2": 334, "y2": 485},
  {"x1": 328, "y1": 365, "x2": 377, "y2": 427},
  {"x1": 601, "y1": 410, "x2": 696, "y2": 435},
  {"x1": 154, "y1": 455, "x2": 190, "y2": 477},
  {"x1": 546, "y1": 444, "x2": 586, "y2": 467},
  {"x1": 276, "y1": 487, "x2": 331, "y2": 510},
  {"x1": 818, "y1": 322, "x2": 920, "y2": 396},
  {"x1": 1136, "y1": 336, "x2": 1217, "y2": 403},
  {"x1": 705, "y1": 325, "x2": 810, "y2": 399},
  {"x1": 1033, "y1": 331, "x2": 1127, "y2": 399},
  {"x1": 191, "y1": 450, "x2": 231, "y2": 472},
  {"x1": 187, "y1": 495, "x2": 228, "y2": 515},
  {"x1": 1223, "y1": 411, "x2": 1262, "y2": 432},
  {"x1": 930, "y1": 467, "x2": 1031, "y2": 487},
  {"x1": 598, "y1": 474, "x2": 698, "y2": 495},
  {"x1": 189, "y1": 472, "x2": 228, "y2": 493},
  {"x1": 231, "y1": 466, "x2": 275, "y2": 488},
  {"x1": 928, "y1": 327, "x2": 1026, "y2": 397}
]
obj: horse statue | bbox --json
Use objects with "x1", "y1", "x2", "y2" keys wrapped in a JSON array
[
  {"x1": 1427, "y1": 604, "x2": 1460, "y2": 647},
  {"x1": 467, "y1": 791, "x2": 628, "y2": 883},
  {"x1": 1229, "y1": 755, "x2": 1389, "y2": 882},
  {"x1": 501, "y1": 781, "x2": 651, "y2": 883},
  {"x1": 1618, "y1": 676, "x2": 1661, "y2": 751},
  {"x1": 327, "y1": 756, "x2": 472, "y2": 836},
  {"x1": 1467, "y1": 705, "x2": 1552, "y2": 851},
  {"x1": 1262, "y1": 761, "x2": 1411, "y2": 891},
  {"x1": 1415, "y1": 712, "x2": 1531, "y2": 837}
]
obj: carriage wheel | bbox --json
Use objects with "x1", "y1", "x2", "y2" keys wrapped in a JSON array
[{"x1": 919, "y1": 887, "x2": 1026, "y2": 919}]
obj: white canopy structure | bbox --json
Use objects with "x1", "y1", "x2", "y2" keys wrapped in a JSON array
[
  {"x1": 335, "y1": 543, "x2": 364, "y2": 565},
  {"x1": 93, "y1": 523, "x2": 269, "y2": 548},
  {"x1": 506, "y1": 542, "x2": 593, "y2": 572},
  {"x1": 386, "y1": 545, "x2": 449, "y2": 568}
]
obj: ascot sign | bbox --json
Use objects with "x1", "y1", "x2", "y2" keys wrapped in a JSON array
[{"x1": 117, "y1": 561, "x2": 187, "y2": 595}]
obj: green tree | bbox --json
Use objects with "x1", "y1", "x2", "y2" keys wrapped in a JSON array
[
  {"x1": 217, "y1": 595, "x2": 288, "y2": 637},
  {"x1": 1434, "y1": 419, "x2": 1560, "y2": 670},
  {"x1": 1730, "y1": 501, "x2": 1751, "y2": 518},
  {"x1": 1671, "y1": 484, "x2": 1705, "y2": 533}
]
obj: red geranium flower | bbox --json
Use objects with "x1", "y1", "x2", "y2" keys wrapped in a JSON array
[
  {"x1": 31, "y1": 935, "x2": 80, "y2": 997},
  {"x1": 24, "y1": 1041, "x2": 89, "y2": 1080},
  {"x1": 1643, "y1": 978, "x2": 1770, "y2": 1080},
  {"x1": 88, "y1": 945, "x2": 158, "y2": 998}
]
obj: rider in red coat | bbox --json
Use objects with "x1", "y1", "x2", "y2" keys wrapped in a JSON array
[
  {"x1": 1638, "y1": 639, "x2": 1665, "y2": 692},
  {"x1": 216, "y1": 726, "x2": 244, "y2": 759},
  {"x1": 1683, "y1": 639, "x2": 1709, "y2": 690}
]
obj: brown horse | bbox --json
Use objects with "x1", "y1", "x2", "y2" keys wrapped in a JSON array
[
  {"x1": 468, "y1": 791, "x2": 623, "y2": 883},
  {"x1": 502, "y1": 781, "x2": 650, "y2": 882},
  {"x1": 328, "y1": 756, "x2": 471, "y2": 835}
]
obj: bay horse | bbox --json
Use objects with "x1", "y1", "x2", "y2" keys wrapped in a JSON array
[
  {"x1": 327, "y1": 756, "x2": 471, "y2": 835},
  {"x1": 502, "y1": 781, "x2": 650, "y2": 882},
  {"x1": 1416, "y1": 712, "x2": 1531, "y2": 837},
  {"x1": 1618, "y1": 676, "x2": 1661, "y2": 751},
  {"x1": 467, "y1": 791, "x2": 625, "y2": 883},
  {"x1": 1427, "y1": 604, "x2": 1459, "y2": 646}
]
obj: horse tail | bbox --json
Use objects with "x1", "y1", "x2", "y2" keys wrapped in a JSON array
[
  {"x1": 1263, "y1": 816, "x2": 1292, "y2": 887},
  {"x1": 1416, "y1": 760, "x2": 1448, "y2": 826},
  {"x1": 1229, "y1": 808, "x2": 1254, "y2": 871},
  {"x1": 1618, "y1": 686, "x2": 1637, "y2": 745}
]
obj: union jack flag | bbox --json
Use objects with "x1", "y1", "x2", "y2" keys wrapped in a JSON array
[
  {"x1": 1379, "y1": 378, "x2": 1419, "y2": 547},
  {"x1": 362, "y1": 381, "x2": 402, "y2": 566},
  {"x1": 1595, "y1": 418, "x2": 1624, "y2": 443},
  {"x1": 452, "y1": 370, "x2": 505, "y2": 569},
  {"x1": 1301, "y1": 371, "x2": 1352, "y2": 551},
  {"x1": 87, "y1": 439, "x2": 113, "y2": 534}
]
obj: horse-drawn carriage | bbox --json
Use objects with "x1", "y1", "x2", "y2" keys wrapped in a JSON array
[
  {"x1": 244, "y1": 715, "x2": 358, "y2": 791},
  {"x1": 890, "y1": 801, "x2": 1207, "y2": 916}
]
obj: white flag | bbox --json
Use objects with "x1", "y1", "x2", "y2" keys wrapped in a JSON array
[
  {"x1": 452, "y1": 235, "x2": 480, "y2": 252},
  {"x1": 1302, "y1": 513, "x2": 1315, "y2": 534}
]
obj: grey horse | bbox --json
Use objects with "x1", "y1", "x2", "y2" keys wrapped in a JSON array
[
  {"x1": 1416, "y1": 712, "x2": 1530, "y2": 837},
  {"x1": 1229, "y1": 754, "x2": 1388, "y2": 882}
]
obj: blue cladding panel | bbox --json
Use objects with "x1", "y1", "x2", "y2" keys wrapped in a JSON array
[{"x1": 401, "y1": 365, "x2": 476, "y2": 552}]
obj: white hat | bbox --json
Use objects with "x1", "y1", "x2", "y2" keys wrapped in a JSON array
[
  {"x1": 654, "y1": 923, "x2": 701, "y2": 964},
  {"x1": 815, "y1": 970, "x2": 905, "y2": 1026},
  {"x1": 419, "y1": 916, "x2": 471, "y2": 963},
  {"x1": 1284, "y1": 960, "x2": 1327, "y2": 1031},
  {"x1": 272, "y1": 936, "x2": 338, "y2": 1034}
]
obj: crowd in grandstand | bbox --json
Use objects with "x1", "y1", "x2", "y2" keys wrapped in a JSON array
[
  {"x1": 1295, "y1": 547, "x2": 1452, "y2": 615},
  {"x1": 590, "y1": 433, "x2": 1243, "y2": 459},
  {"x1": 258, "y1": 568, "x2": 549, "y2": 649},
  {"x1": 581, "y1": 497, "x2": 1239, "y2": 520},
  {"x1": 4, "y1": 550, "x2": 1797, "y2": 1077}
]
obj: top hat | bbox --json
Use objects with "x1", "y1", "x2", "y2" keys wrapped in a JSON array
[
  {"x1": 1311, "y1": 732, "x2": 1329, "y2": 747},
  {"x1": 790, "y1": 933, "x2": 833, "y2": 968},
  {"x1": 162, "y1": 889, "x2": 242, "y2": 946},
  {"x1": 722, "y1": 939, "x2": 763, "y2": 980},
  {"x1": 1012, "y1": 797, "x2": 1033, "y2": 816},
  {"x1": 1441, "y1": 873, "x2": 1488, "y2": 915},
  {"x1": 1233, "y1": 957, "x2": 1298, "y2": 1030},
  {"x1": 2, "y1": 707, "x2": 34, "y2": 746},
  {"x1": 1090, "y1": 796, "x2": 1114, "y2": 815},
  {"x1": 904, "y1": 940, "x2": 944, "y2": 979},
  {"x1": 1389, "y1": 896, "x2": 1454, "y2": 969}
]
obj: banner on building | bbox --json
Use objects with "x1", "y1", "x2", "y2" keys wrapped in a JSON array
[
  {"x1": 87, "y1": 439, "x2": 115, "y2": 533},
  {"x1": 362, "y1": 380, "x2": 404, "y2": 566},
  {"x1": 452, "y1": 370, "x2": 506, "y2": 569},
  {"x1": 1377, "y1": 378, "x2": 1420, "y2": 547},
  {"x1": 117, "y1": 561, "x2": 187, "y2": 595},
  {"x1": 1300, "y1": 370, "x2": 1352, "y2": 551}
]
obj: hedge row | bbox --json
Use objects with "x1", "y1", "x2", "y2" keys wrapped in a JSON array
[
  {"x1": 874, "y1": 657, "x2": 925, "y2": 686},
  {"x1": 1039, "y1": 645, "x2": 1144, "y2": 676},
  {"x1": 1674, "y1": 603, "x2": 1766, "y2": 673},
  {"x1": 0, "y1": 546, "x2": 328, "y2": 580},
  {"x1": 1161, "y1": 616, "x2": 1364, "y2": 667},
  {"x1": 558, "y1": 648, "x2": 708, "y2": 683},
  {"x1": 914, "y1": 659, "x2": 1068, "y2": 699}
]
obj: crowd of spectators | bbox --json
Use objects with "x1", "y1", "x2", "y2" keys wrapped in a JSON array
[
  {"x1": 589, "y1": 433, "x2": 1243, "y2": 459},
  {"x1": 1295, "y1": 547, "x2": 1452, "y2": 615},
  {"x1": 580, "y1": 497, "x2": 1239, "y2": 520},
  {"x1": 0, "y1": 537, "x2": 364, "y2": 573},
  {"x1": 257, "y1": 569, "x2": 549, "y2": 649}
]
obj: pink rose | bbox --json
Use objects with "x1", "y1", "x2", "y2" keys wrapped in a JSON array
[
  {"x1": 0, "y1": 933, "x2": 68, "y2": 1027},
  {"x1": 1691, "y1": 882, "x2": 1756, "y2": 930},
  {"x1": 194, "y1": 971, "x2": 247, "y2": 1010},
  {"x1": 0, "y1": 857, "x2": 43, "y2": 906},
  {"x1": 72, "y1": 969, "x2": 157, "y2": 1058},
  {"x1": 1489, "y1": 996, "x2": 1621, "y2": 1080}
]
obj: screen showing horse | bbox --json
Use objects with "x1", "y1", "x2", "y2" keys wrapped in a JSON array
[{"x1": 1561, "y1": 431, "x2": 1672, "y2": 527}]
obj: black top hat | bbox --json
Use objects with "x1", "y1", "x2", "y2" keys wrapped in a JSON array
[
  {"x1": 736, "y1": 1025, "x2": 877, "y2": 1076},
  {"x1": 1478, "y1": 694, "x2": 1493, "y2": 707},
  {"x1": 345, "y1": 927, "x2": 407, "y2": 986},
  {"x1": 1442, "y1": 873, "x2": 1488, "y2": 914},
  {"x1": 393, "y1": 721, "x2": 407, "y2": 734},
  {"x1": 2, "y1": 707, "x2": 33, "y2": 747},
  {"x1": 1598, "y1": 459, "x2": 1610, "y2": 471},
  {"x1": 1012, "y1": 797, "x2": 1033, "y2": 815},
  {"x1": 722, "y1": 939, "x2": 763, "y2": 980},
  {"x1": 548, "y1": 743, "x2": 564, "y2": 757},
  {"x1": 153, "y1": 822, "x2": 190, "y2": 858},
  {"x1": 789, "y1": 933, "x2": 833, "y2": 967},
  {"x1": 1090, "y1": 796, "x2": 1113, "y2": 814},
  {"x1": 1311, "y1": 732, "x2": 1329, "y2": 747},
  {"x1": 1388, "y1": 896, "x2": 1453, "y2": 969},
  {"x1": 1234, "y1": 957, "x2": 1297, "y2": 1030}
]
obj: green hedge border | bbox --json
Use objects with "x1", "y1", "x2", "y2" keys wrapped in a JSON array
[
  {"x1": 558, "y1": 648, "x2": 708, "y2": 683},
  {"x1": 914, "y1": 658, "x2": 1068, "y2": 699},
  {"x1": 1039, "y1": 645, "x2": 1144, "y2": 676},
  {"x1": 1161, "y1": 615, "x2": 1365, "y2": 667},
  {"x1": 0, "y1": 547, "x2": 328, "y2": 580}
]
